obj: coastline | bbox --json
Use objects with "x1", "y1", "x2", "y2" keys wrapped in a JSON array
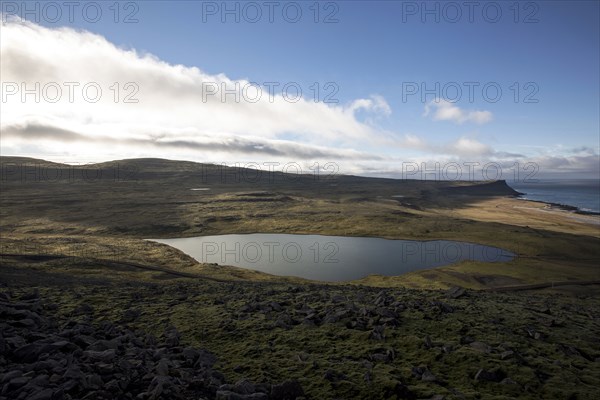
[
  {"x1": 515, "y1": 195, "x2": 600, "y2": 216},
  {"x1": 506, "y1": 177, "x2": 600, "y2": 216}
]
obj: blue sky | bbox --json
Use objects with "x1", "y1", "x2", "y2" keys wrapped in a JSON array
[{"x1": 1, "y1": 1, "x2": 599, "y2": 178}]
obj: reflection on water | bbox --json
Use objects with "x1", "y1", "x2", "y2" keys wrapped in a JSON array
[{"x1": 149, "y1": 234, "x2": 514, "y2": 281}]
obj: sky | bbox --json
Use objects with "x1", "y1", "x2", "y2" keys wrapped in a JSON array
[{"x1": 1, "y1": 0, "x2": 599, "y2": 180}]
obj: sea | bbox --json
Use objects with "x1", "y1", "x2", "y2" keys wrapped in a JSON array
[{"x1": 508, "y1": 179, "x2": 600, "y2": 214}]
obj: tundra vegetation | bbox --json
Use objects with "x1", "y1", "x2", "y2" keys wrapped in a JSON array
[{"x1": 1, "y1": 157, "x2": 599, "y2": 399}]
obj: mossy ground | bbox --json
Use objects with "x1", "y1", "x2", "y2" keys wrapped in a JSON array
[
  {"x1": 2, "y1": 260, "x2": 599, "y2": 399},
  {"x1": 1, "y1": 158, "x2": 599, "y2": 398}
]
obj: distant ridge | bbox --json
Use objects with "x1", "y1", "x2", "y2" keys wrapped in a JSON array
[
  {"x1": 0, "y1": 156, "x2": 68, "y2": 167},
  {"x1": 0, "y1": 156, "x2": 205, "y2": 170},
  {"x1": 0, "y1": 157, "x2": 524, "y2": 197},
  {"x1": 441, "y1": 180, "x2": 523, "y2": 196}
]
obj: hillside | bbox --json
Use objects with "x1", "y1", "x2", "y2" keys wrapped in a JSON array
[
  {"x1": 1, "y1": 156, "x2": 598, "y2": 288},
  {"x1": 2, "y1": 256, "x2": 599, "y2": 400},
  {"x1": 1, "y1": 156, "x2": 599, "y2": 399}
]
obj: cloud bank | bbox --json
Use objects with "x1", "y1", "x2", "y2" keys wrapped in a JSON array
[{"x1": 1, "y1": 19, "x2": 391, "y2": 156}]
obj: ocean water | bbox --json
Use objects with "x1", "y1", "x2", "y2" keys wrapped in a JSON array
[{"x1": 509, "y1": 179, "x2": 600, "y2": 213}]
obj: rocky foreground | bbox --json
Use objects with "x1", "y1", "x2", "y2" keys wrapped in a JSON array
[
  {"x1": 0, "y1": 289, "x2": 307, "y2": 400},
  {"x1": 1, "y1": 276, "x2": 599, "y2": 399}
]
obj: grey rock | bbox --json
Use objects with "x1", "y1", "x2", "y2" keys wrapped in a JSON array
[
  {"x1": 411, "y1": 365, "x2": 444, "y2": 385},
  {"x1": 1, "y1": 370, "x2": 23, "y2": 383},
  {"x1": 87, "y1": 338, "x2": 120, "y2": 351},
  {"x1": 83, "y1": 349, "x2": 116, "y2": 363},
  {"x1": 501, "y1": 350, "x2": 514, "y2": 360},
  {"x1": 146, "y1": 375, "x2": 173, "y2": 400},
  {"x1": 195, "y1": 349, "x2": 217, "y2": 368},
  {"x1": 27, "y1": 373, "x2": 49, "y2": 387},
  {"x1": 421, "y1": 370, "x2": 438, "y2": 382},
  {"x1": 460, "y1": 336, "x2": 475, "y2": 345},
  {"x1": 6, "y1": 376, "x2": 29, "y2": 390},
  {"x1": 14, "y1": 318, "x2": 37, "y2": 328},
  {"x1": 385, "y1": 382, "x2": 416, "y2": 399},
  {"x1": 431, "y1": 301, "x2": 454, "y2": 313},
  {"x1": 33, "y1": 359, "x2": 60, "y2": 372},
  {"x1": 375, "y1": 307, "x2": 399, "y2": 319},
  {"x1": 164, "y1": 327, "x2": 181, "y2": 347},
  {"x1": 94, "y1": 362, "x2": 114, "y2": 375},
  {"x1": 87, "y1": 374, "x2": 103, "y2": 389},
  {"x1": 156, "y1": 358, "x2": 170, "y2": 376},
  {"x1": 105, "y1": 379, "x2": 121, "y2": 392},
  {"x1": 323, "y1": 369, "x2": 347, "y2": 382},
  {"x1": 231, "y1": 379, "x2": 256, "y2": 395},
  {"x1": 322, "y1": 309, "x2": 351, "y2": 324},
  {"x1": 182, "y1": 347, "x2": 200, "y2": 362},
  {"x1": 370, "y1": 325, "x2": 385, "y2": 341},
  {"x1": 271, "y1": 379, "x2": 304, "y2": 400},
  {"x1": 60, "y1": 379, "x2": 79, "y2": 392},
  {"x1": 275, "y1": 315, "x2": 292, "y2": 329},
  {"x1": 469, "y1": 341, "x2": 492, "y2": 353},
  {"x1": 474, "y1": 369, "x2": 505, "y2": 382},
  {"x1": 331, "y1": 294, "x2": 345, "y2": 303},
  {"x1": 525, "y1": 326, "x2": 543, "y2": 340},
  {"x1": 28, "y1": 388, "x2": 53, "y2": 400},
  {"x1": 63, "y1": 366, "x2": 84, "y2": 380},
  {"x1": 14, "y1": 343, "x2": 43, "y2": 363},
  {"x1": 216, "y1": 391, "x2": 268, "y2": 400},
  {"x1": 424, "y1": 335, "x2": 433, "y2": 349},
  {"x1": 446, "y1": 286, "x2": 466, "y2": 299}
]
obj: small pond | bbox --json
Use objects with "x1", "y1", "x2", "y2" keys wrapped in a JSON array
[{"x1": 149, "y1": 234, "x2": 514, "y2": 281}]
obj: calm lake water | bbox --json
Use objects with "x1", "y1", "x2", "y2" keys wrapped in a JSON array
[{"x1": 150, "y1": 234, "x2": 514, "y2": 281}]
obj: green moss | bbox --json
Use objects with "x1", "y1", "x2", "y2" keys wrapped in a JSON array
[{"x1": 5, "y1": 275, "x2": 598, "y2": 399}]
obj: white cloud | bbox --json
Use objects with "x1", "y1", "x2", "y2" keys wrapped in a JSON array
[
  {"x1": 348, "y1": 95, "x2": 392, "y2": 116},
  {"x1": 423, "y1": 99, "x2": 493, "y2": 124},
  {"x1": 387, "y1": 134, "x2": 493, "y2": 158},
  {"x1": 400, "y1": 134, "x2": 426, "y2": 148},
  {"x1": 0, "y1": 18, "x2": 392, "y2": 157},
  {"x1": 448, "y1": 137, "x2": 493, "y2": 156}
]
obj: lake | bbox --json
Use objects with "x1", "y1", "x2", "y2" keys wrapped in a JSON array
[{"x1": 149, "y1": 234, "x2": 514, "y2": 281}]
